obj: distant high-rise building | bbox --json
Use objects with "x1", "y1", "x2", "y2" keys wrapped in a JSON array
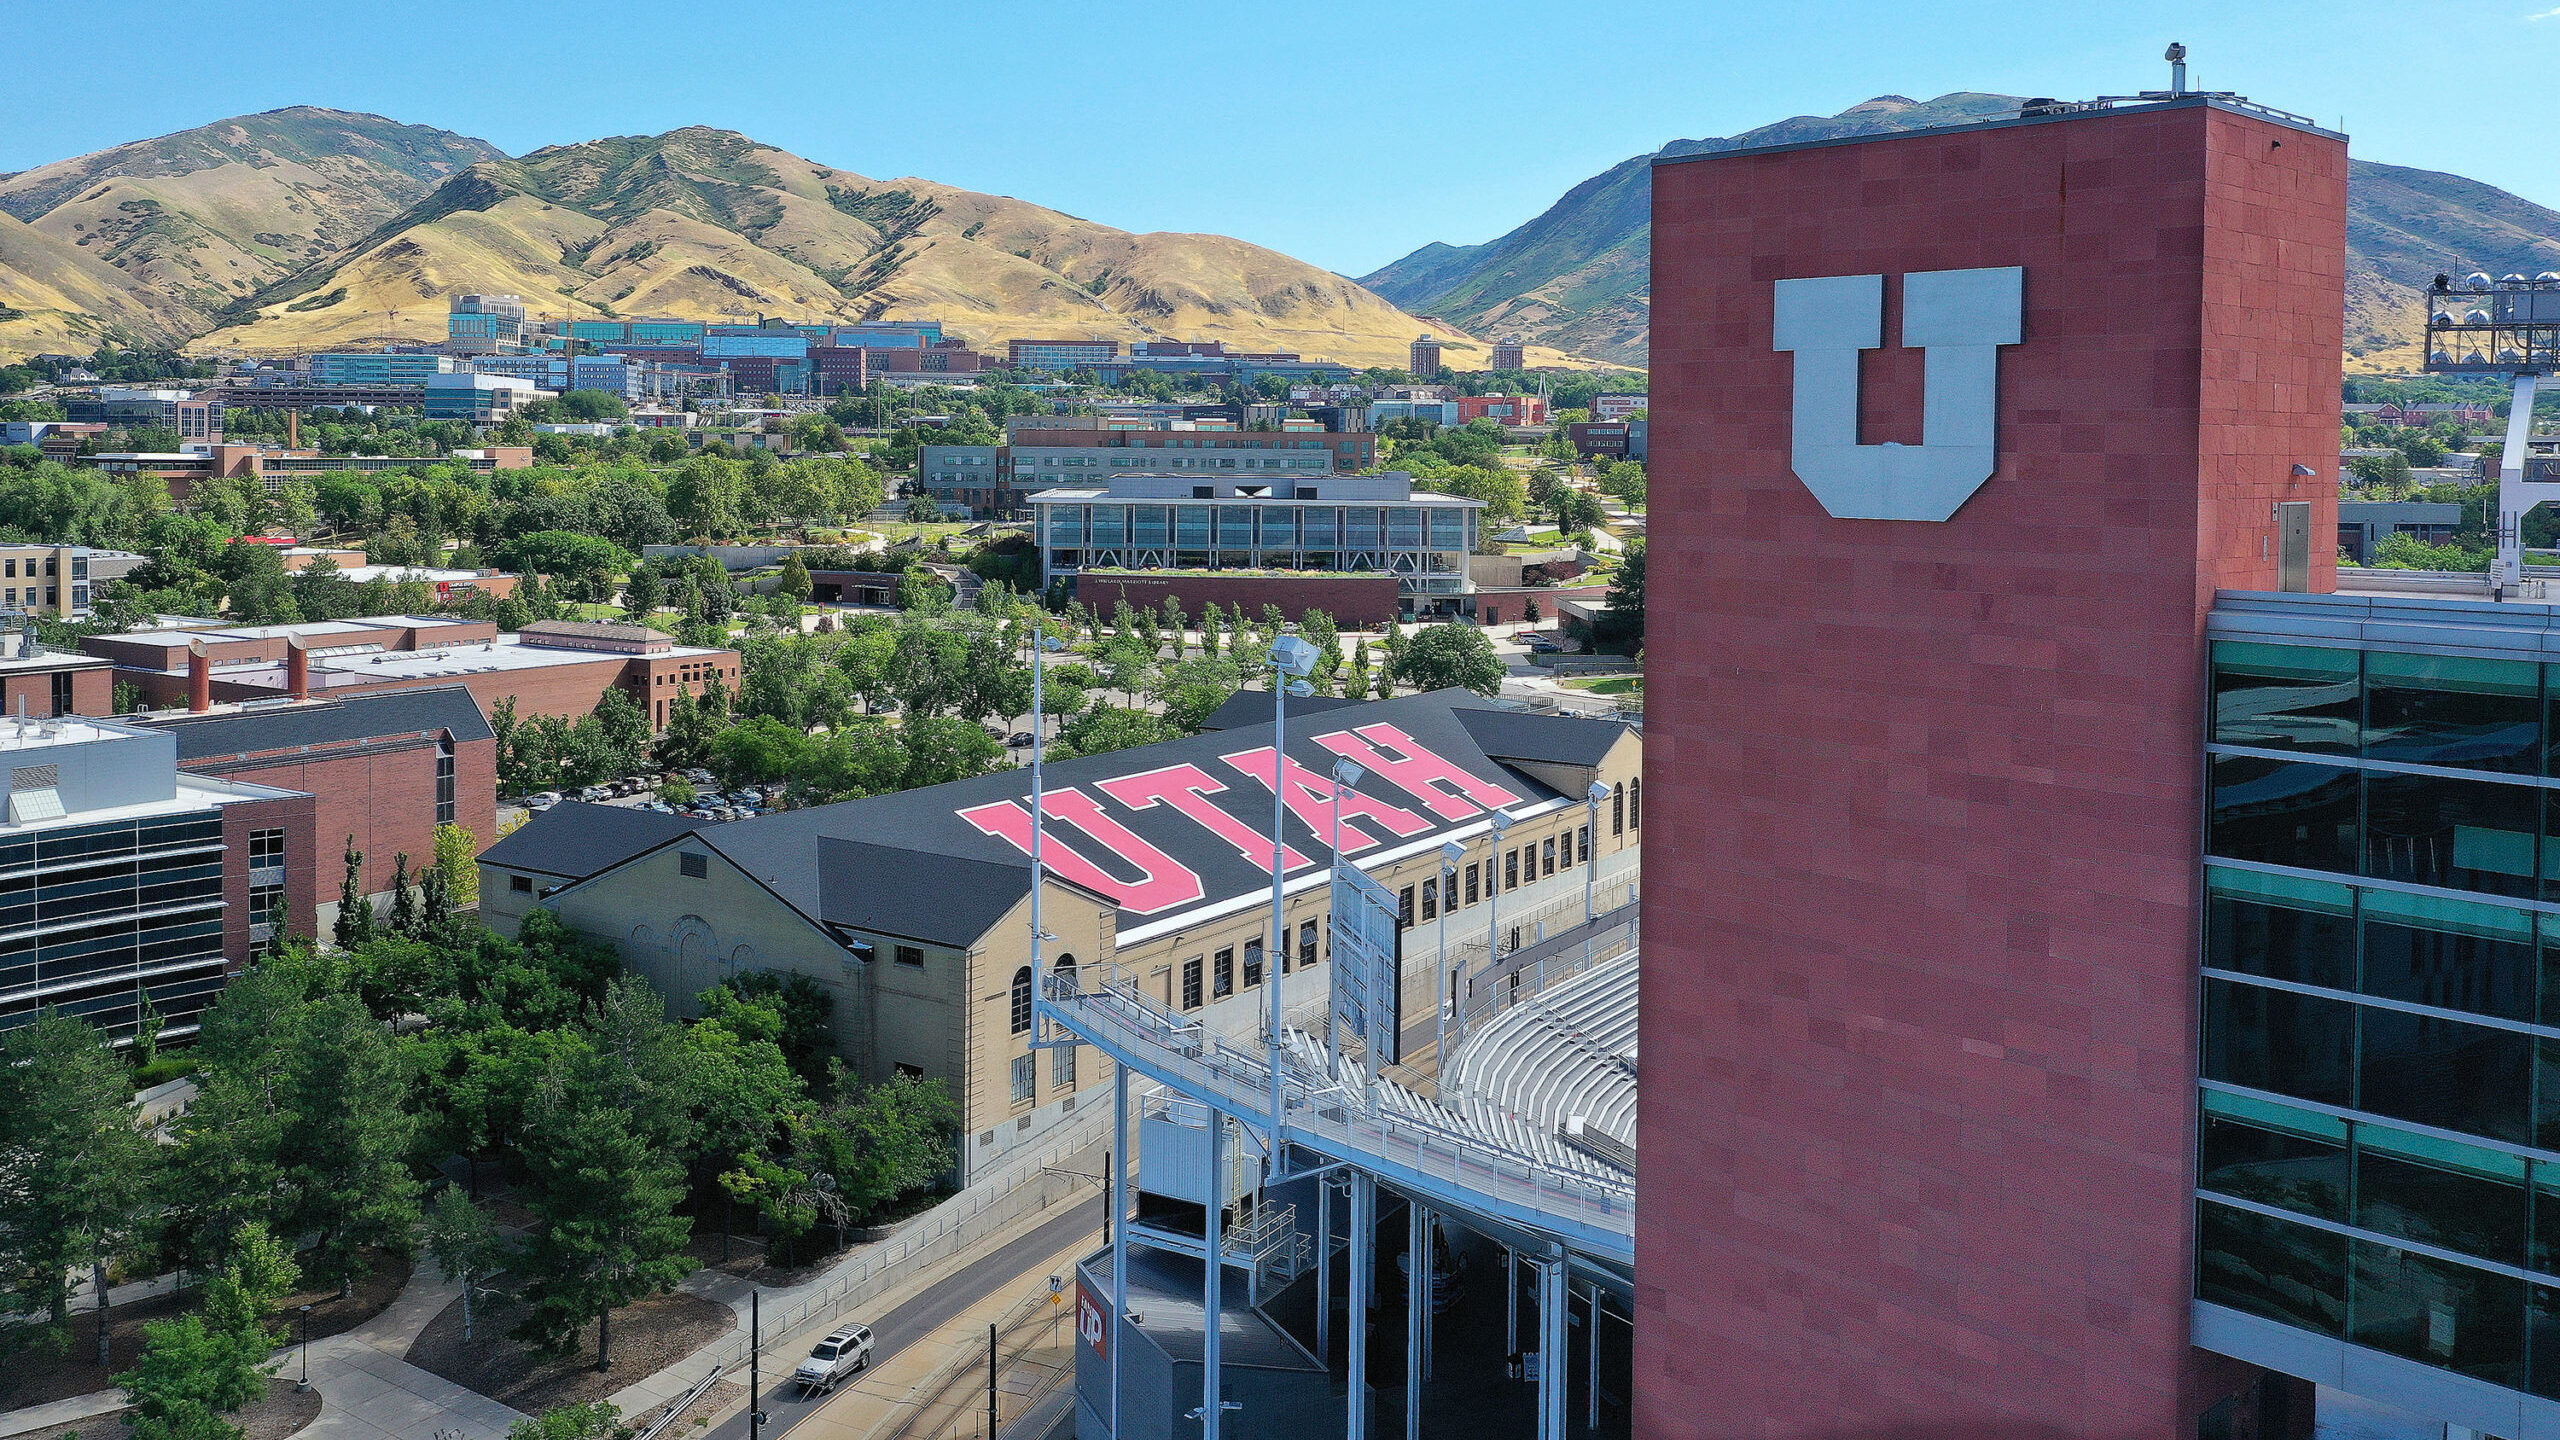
[
  {"x1": 446, "y1": 294, "x2": 529, "y2": 347},
  {"x1": 1491, "y1": 338, "x2": 1525, "y2": 371},
  {"x1": 1006, "y1": 338, "x2": 1122, "y2": 371},
  {"x1": 1409, "y1": 334, "x2": 1446, "y2": 377}
]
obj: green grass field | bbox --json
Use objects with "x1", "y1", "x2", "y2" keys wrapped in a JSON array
[{"x1": 1560, "y1": 674, "x2": 1642, "y2": 695}]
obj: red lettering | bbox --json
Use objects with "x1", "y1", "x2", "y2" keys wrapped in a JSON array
[
  {"x1": 956, "y1": 789, "x2": 1206, "y2": 915},
  {"x1": 1221, "y1": 746, "x2": 1432, "y2": 854},
  {"x1": 1313, "y1": 723, "x2": 1524, "y2": 821},
  {"x1": 1096, "y1": 762, "x2": 1314, "y2": 874}
]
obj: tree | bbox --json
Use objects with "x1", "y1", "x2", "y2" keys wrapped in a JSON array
[
  {"x1": 334, "y1": 837, "x2": 373, "y2": 949},
  {"x1": 1049, "y1": 705, "x2": 1183, "y2": 760},
  {"x1": 422, "y1": 1188, "x2": 506, "y2": 1342},
  {"x1": 434, "y1": 822, "x2": 480, "y2": 906},
  {"x1": 667, "y1": 455, "x2": 748, "y2": 539},
  {"x1": 275, "y1": 995, "x2": 422, "y2": 1294},
  {"x1": 513, "y1": 1075, "x2": 693, "y2": 1370},
  {"x1": 1594, "y1": 539, "x2": 1646, "y2": 653},
  {"x1": 496, "y1": 532, "x2": 634, "y2": 604},
  {"x1": 0, "y1": 1012, "x2": 157, "y2": 1358},
  {"x1": 1393, "y1": 625, "x2": 1506, "y2": 696},
  {"x1": 507, "y1": 1403, "x2": 626, "y2": 1440},
  {"x1": 118, "y1": 1219, "x2": 300, "y2": 1440},
  {"x1": 777, "y1": 553, "x2": 813, "y2": 602},
  {"x1": 621, "y1": 564, "x2": 662, "y2": 621},
  {"x1": 793, "y1": 1074, "x2": 960, "y2": 1220},
  {"x1": 387, "y1": 852, "x2": 418, "y2": 937}
]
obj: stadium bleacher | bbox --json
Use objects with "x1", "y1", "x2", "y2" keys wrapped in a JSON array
[{"x1": 1442, "y1": 953, "x2": 1639, "y2": 1170}]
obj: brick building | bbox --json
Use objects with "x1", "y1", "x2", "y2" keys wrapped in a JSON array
[
  {"x1": 1640, "y1": 95, "x2": 2346, "y2": 1437},
  {"x1": 88, "y1": 616, "x2": 740, "y2": 729},
  {"x1": 140, "y1": 685, "x2": 496, "y2": 932},
  {"x1": 1456, "y1": 393, "x2": 1546, "y2": 426}
]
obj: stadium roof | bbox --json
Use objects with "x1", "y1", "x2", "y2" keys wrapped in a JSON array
[
  {"x1": 479, "y1": 801, "x2": 714, "y2": 881},
  {"x1": 143, "y1": 683, "x2": 495, "y2": 759}
]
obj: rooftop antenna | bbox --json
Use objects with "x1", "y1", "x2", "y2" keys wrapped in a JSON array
[{"x1": 2165, "y1": 42, "x2": 2188, "y2": 97}]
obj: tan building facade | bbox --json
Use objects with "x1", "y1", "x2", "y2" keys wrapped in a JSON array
[{"x1": 492, "y1": 691, "x2": 1642, "y2": 1181}]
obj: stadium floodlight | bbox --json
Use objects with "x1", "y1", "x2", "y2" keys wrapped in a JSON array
[
  {"x1": 1269, "y1": 634, "x2": 1320, "y2": 677},
  {"x1": 1285, "y1": 679, "x2": 1314, "y2": 697},
  {"x1": 1332, "y1": 757, "x2": 1366, "y2": 788}
]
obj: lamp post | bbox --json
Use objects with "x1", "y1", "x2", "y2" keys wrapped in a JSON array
[
  {"x1": 1471, "y1": 810, "x2": 1512, "y2": 1040},
  {"x1": 1435, "y1": 839, "x2": 1464, "y2": 1075},
  {"x1": 1028, "y1": 623, "x2": 1066, "y2": 1037},
  {"x1": 1327, "y1": 756, "x2": 1366, "y2": 1078},
  {"x1": 1584, "y1": 781, "x2": 1610, "y2": 925},
  {"x1": 295, "y1": 1304, "x2": 312, "y2": 1392},
  {"x1": 1265, "y1": 634, "x2": 1319, "y2": 1134}
]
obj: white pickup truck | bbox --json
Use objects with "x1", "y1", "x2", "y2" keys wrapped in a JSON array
[{"x1": 792, "y1": 1325, "x2": 874, "y2": 1395}]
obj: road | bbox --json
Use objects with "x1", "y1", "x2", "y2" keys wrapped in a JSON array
[{"x1": 700, "y1": 1196, "x2": 1104, "y2": 1440}]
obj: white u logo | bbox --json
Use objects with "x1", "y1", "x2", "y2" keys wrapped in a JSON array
[{"x1": 1772, "y1": 266, "x2": 2023, "y2": 521}]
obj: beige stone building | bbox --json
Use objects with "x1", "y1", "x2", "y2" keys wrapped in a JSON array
[{"x1": 481, "y1": 690, "x2": 1643, "y2": 1181}]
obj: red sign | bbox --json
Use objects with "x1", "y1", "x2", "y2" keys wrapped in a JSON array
[{"x1": 1077, "y1": 1281, "x2": 1108, "y2": 1359}]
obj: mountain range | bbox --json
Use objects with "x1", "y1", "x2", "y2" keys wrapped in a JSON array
[
  {"x1": 1360, "y1": 93, "x2": 2560, "y2": 373},
  {"x1": 0, "y1": 108, "x2": 1562, "y2": 371}
]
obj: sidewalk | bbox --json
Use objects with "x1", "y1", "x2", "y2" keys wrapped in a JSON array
[{"x1": 0, "y1": 1273, "x2": 525, "y2": 1440}]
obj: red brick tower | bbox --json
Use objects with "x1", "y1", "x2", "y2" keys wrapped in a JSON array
[{"x1": 1637, "y1": 100, "x2": 2346, "y2": 1435}]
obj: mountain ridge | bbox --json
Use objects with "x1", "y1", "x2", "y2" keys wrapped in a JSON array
[
  {"x1": 1361, "y1": 93, "x2": 2560, "y2": 372},
  {"x1": 0, "y1": 113, "x2": 1578, "y2": 372}
]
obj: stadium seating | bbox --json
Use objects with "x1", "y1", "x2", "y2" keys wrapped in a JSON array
[{"x1": 1442, "y1": 954, "x2": 1638, "y2": 1167}]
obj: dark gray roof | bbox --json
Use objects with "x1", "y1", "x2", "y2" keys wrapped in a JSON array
[
  {"x1": 479, "y1": 802, "x2": 713, "y2": 881},
  {"x1": 1194, "y1": 689, "x2": 1367, "y2": 732},
  {"x1": 682, "y1": 689, "x2": 1598, "y2": 940},
  {"x1": 145, "y1": 683, "x2": 495, "y2": 760},
  {"x1": 815, "y1": 838, "x2": 1033, "y2": 948},
  {"x1": 1454, "y1": 707, "x2": 1632, "y2": 769}
]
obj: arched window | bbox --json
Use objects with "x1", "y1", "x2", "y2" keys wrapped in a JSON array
[
  {"x1": 1611, "y1": 783, "x2": 1625, "y2": 836},
  {"x1": 1010, "y1": 966, "x2": 1033, "y2": 1033},
  {"x1": 1628, "y1": 777, "x2": 1642, "y2": 830},
  {"x1": 1055, "y1": 954, "x2": 1078, "y2": 995}
]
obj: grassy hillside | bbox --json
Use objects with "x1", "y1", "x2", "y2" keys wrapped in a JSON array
[
  {"x1": 1364, "y1": 94, "x2": 2560, "y2": 373},
  {"x1": 197, "y1": 127, "x2": 1576, "y2": 370},
  {"x1": 0, "y1": 107, "x2": 500, "y2": 353}
]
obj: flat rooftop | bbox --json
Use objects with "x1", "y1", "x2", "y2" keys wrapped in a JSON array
[
  {"x1": 1076, "y1": 1248, "x2": 1322, "y2": 1370},
  {"x1": 220, "y1": 634, "x2": 728, "y2": 691}
]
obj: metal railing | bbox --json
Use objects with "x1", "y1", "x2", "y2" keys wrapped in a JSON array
[
  {"x1": 1041, "y1": 969, "x2": 1633, "y2": 1257},
  {"x1": 1459, "y1": 905, "x2": 1640, "y2": 1029}
]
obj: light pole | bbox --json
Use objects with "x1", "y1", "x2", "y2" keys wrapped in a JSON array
[
  {"x1": 1028, "y1": 623, "x2": 1066, "y2": 1038},
  {"x1": 1465, "y1": 810, "x2": 1513, "y2": 1041},
  {"x1": 1326, "y1": 756, "x2": 1367, "y2": 1078},
  {"x1": 295, "y1": 1304, "x2": 312, "y2": 1392},
  {"x1": 1584, "y1": 781, "x2": 1610, "y2": 925},
  {"x1": 1434, "y1": 839, "x2": 1464, "y2": 1075},
  {"x1": 1265, "y1": 634, "x2": 1319, "y2": 1134}
]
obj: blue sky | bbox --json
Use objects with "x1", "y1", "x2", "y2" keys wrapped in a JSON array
[{"x1": 4, "y1": 0, "x2": 2555, "y2": 276}]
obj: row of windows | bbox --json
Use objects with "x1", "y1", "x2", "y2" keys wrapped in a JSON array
[
  {"x1": 1402, "y1": 824, "x2": 1599, "y2": 924},
  {"x1": 2209, "y1": 867, "x2": 2560, "y2": 1027},
  {"x1": 2204, "y1": 976, "x2": 2560, "y2": 1149},
  {"x1": 1041, "y1": 506, "x2": 1469, "y2": 551},
  {"x1": 2208, "y1": 754, "x2": 2560, "y2": 903},
  {"x1": 2203, "y1": 1198, "x2": 2560, "y2": 1393},
  {"x1": 2215, "y1": 640, "x2": 2560, "y2": 775}
]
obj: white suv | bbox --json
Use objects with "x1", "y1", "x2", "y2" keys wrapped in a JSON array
[{"x1": 793, "y1": 1325, "x2": 873, "y2": 1394}]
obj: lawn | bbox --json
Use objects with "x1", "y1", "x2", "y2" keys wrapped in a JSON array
[{"x1": 1561, "y1": 674, "x2": 1642, "y2": 695}]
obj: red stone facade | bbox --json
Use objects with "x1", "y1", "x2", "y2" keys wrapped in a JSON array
[
  {"x1": 0, "y1": 662, "x2": 110, "y2": 719},
  {"x1": 1638, "y1": 101, "x2": 2344, "y2": 1436},
  {"x1": 217, "y1": 790, "x2": 316, "y2": 967},
  {"x1": 1074, "y1": 572, "x2": 1404, "y2": 628},
  {"x1": 177, "y1": 728, "x2": 498, "y2": 900}
]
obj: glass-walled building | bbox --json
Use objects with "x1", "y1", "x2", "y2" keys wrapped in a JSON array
[
  {"x1": 1026, "y1": 471, "x2": 1479, "y2": 604},
  {"x1": 2200, "y1": 590, "x2": 2560, "y2": 1428}
]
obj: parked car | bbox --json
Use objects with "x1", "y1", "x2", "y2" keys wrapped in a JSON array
[
  {"x1": 527, "y1": 791, "x2": 562, "y2": 810},
  {"x1": 685, "y1": 769, "x2": 716, "y2": 786},
  {"x1": 1008, "y1": 732, "x2": 1036, "y2": 748},
  {"x1": 1523, "y1": 634, "x2": 1563, "y2": 654},
  {"x1": 793, "y1": 1325, "x2": 873, "y2": 1394}
]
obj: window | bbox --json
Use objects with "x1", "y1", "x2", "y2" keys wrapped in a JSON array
[
  {"x1": 1214, "y1": 947, "x2": 1234, "y2": 998},
  {"x1": 1611, "y1": 783, "x2": 1624, "y2": 836},
  {"x1": 1010, "y1": 966, "x2": 1033, "y2": 1033},
  {"x1": 2366, "y1": 651, "x2": 2539, "y2": 773},
  {"x1": 1055, "y1": 955, "x2": 1077, "y2": 995},
  {"x1": 1628, "y1": 778, "x2": 1641, "y2": 829},
  {"x1": 1542, "y1": 837, "x2": 1557, "y2": 877},
  {"x1": 1243, "y1": 940, "x2": 1262, "y2": 988},
  {"x1": 1505, "y1": 850, "x2": 1519, "y2": 891},
  {"x1": 2366, "y1": 772, "x2": 2537, "y2": 898},
  {"x1": 435, "y1": 738, "x2": 456, "y2": 826},
  {"x1": 1010, "y1": 1054, "x2": 1035, "y2": 1106},
  {"x1": 2205, "y1": 868, "x2": 2354, "y2": 991},
  {"x1": 1053, "y1": 1043, "x2": 1077, "y2": 1089},
  {"x1": 679, "y1": 852, "x2": 708, "y2": 878},
  {"x1": 1421, "y1": 878, "x2": 1437, "y2": 921},
  {"x1": 2198, "y1": 1090, "x2": 2347, "y2": 1222},
  {"x1": 1398, "y1": 886, "x2": 1414, "y2": 928},
  {"x1": 248, "y1": 882, "x2": 284, "y2": 952},
  {"x1": 48, "y1": 671, "x2": 70, "y2": 717},
  {"x1": 2207, "y1": 757, "x2": 2359, "y2": 876},
  {"x1": 895, "y1": 944, "x2": 925, "y2": 967},
  {"x1": 2201, "y1": 977, "x2": 2355, "y2": 1109},
  {"x1": 1298, "y1": 920, "x2": 1316, "y2": 971},
  {"x1": 1182, "y1": 955, "x2": 1203, "y2": 1009},
  {"x1": 249, "y1": 828, "x2": 286, "y2": 868},
  {"x1": 1578, "y1": 825, "x2": 1590, "y2": 865},
  {"x1": 1465, "y1": 864, "x2": 1480, "y2": 905},
  {"x1": 2196, "y1": 1200, "x2": 2346, "y2": 1336},
  {"x1": 510, "y1": 874, "x2": 533, "y2": 894},
  {"x1": 894, "y1": 1062, "x2": 925, "y2": 1079}
]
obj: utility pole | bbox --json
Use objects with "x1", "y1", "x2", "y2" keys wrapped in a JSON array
[
  {"x1": 987, "y1": 1321, "x2": 999, "y2": 1439},
  {"x1": 748, "y1": 1290, "x2": 761, "y2": 1440}
]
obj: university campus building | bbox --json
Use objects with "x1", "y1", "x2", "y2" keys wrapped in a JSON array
[
  {"x1": 1624, "y1": 83, "x2": 2560, "y2": 1438},
  {"x1": 482, "y1": 689, "x2": 1640, "y2": 1186}
]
